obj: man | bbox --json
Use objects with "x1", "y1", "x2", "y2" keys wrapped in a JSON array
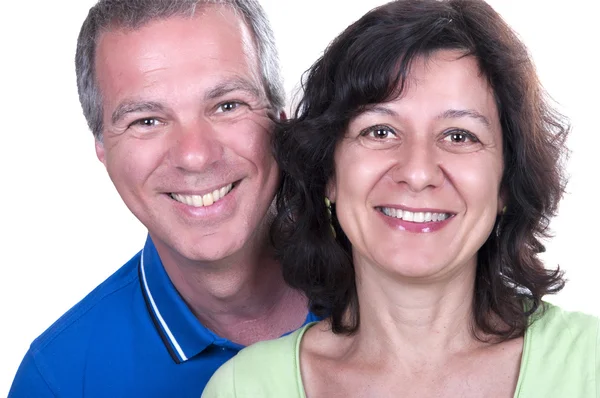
[{"x1": 9, "y1": 0, "x2": 314, "y2": 396}]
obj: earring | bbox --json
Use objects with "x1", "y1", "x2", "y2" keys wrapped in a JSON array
[
  {"x1": 496, "y1": 206, "x2": 507, "y2": 237},
  {"x1": 325, "y1": 197, "x2": 336, "y2": 238}
]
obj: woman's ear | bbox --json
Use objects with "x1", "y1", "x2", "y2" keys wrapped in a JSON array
[
  {"x1": 498, "y1": 187, "x2": 508, "y2": 214},
  {"x1": 326, "y1": 177, "x2": 337, "y2": 203}
]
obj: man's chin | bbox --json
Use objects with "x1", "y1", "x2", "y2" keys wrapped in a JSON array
[{"x1": 178, "y1": 235, "x2": 248, "y2": 264}]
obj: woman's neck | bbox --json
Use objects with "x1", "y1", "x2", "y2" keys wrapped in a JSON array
[{"x1": 350, "y1": 258, "x2": 482, "y2": 363}]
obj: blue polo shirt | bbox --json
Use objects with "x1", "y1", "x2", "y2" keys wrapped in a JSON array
[{"x1": 9, "y1": 236, "x2": 318, "y2": 397}]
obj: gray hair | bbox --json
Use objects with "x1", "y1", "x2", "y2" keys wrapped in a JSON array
[{"x1": 75, "y1": 0, "x2": 285, "y2": 140}]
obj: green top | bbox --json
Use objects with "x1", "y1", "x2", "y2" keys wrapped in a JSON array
[{"x1": 203, "y1": 303, "x2": 599, "y2": 397}]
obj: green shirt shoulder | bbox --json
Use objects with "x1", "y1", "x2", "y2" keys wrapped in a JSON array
[
  {"x1": 204, "y1": 305, "x2": 599, "y2": 397},
  {"x1": 202, "y1": 323, "x2": 311, "y2": 397},
  {"x1": 515, "y1": 303, "x2": 599, "y2": 397}
]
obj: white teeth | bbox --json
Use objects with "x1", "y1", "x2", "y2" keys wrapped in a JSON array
[
  {"x1": 379, "y1": 207, "x2": 451, "y2": 223},
  {"x1": 219, "y1": 186, "x2": 228, "y2": 198},
  {"x1": 191, "y1": 196, "x2": 203, "y2": 207},
  {"x1": 202, "y1": 193, "x2": 214, "y2": 206},
  {"x1": 171, "y1": 183, "x2": 233, "y2": 208}
]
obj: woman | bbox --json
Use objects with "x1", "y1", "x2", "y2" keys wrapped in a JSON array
[{"x1": 203, "y1": 0, "x2": 599, "y2": 396}]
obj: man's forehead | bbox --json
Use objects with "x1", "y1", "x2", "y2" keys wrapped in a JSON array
[
  {"x1": 96, "y1": 9, "x2": 261, "y2": 79},
  {"x1": 94, "y1": 7, "x2": 269, "y2": 121},
  {"x1": 96, "y1": 6, "x2": 261, "y2": 80},
  {"x1": 99, "y1": 4, "x2": 255, "y2": 53},
  {"x1": 102, "y1": 3, "x2": 239, "y2": 33}
]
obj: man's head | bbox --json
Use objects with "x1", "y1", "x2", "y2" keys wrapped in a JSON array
[
  {"x1": 76, "y1": 0, "x2": 285, "y2": 140},
  {"x1": 76, "y1": 0, "x2": 284, "y2": 265}
]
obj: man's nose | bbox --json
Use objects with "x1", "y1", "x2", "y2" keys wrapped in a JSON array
[{"x1": 168, "y1": 119, "x2": 223, "y2": 172}]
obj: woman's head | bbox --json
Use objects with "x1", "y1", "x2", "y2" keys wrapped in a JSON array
[
  {"x1": 272, "y1": 0, "x2": 568, "y2": 339},
  {"x1": 328, "y1": 49, "x2": 504, "y2": 283}
]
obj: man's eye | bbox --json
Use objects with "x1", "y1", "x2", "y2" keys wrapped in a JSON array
[
  {"x1": 130, "y1": 118, "x2": 161, "y2": 128},
  {"x1": 217, "y1": 102, "x2": 242, "y2": 113}
]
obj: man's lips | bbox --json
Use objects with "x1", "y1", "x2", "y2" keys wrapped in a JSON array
[{"x1": 169, "y1": 182, "x2": 235, "y2": 208}]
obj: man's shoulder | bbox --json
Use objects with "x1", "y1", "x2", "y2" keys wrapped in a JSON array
[
  {"x1": 30, "y1": 250, "x2": 142, "y2": 354},
  {"x1": 10, "y1": 251, "x2": 146, "y2": 397}
]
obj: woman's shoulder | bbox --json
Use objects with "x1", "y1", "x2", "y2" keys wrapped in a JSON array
[
  {"x1": 527, "y1": 301, "x2": 598, "y2": 342},
  {"x1": 515, "y1": 302, "x2": 599, "y2": 397},
  {"x1": 202, "y1": 323, "x2": 315, "y2": 398}
]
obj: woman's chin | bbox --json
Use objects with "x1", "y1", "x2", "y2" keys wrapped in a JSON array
[{"x1": 363, "y1": 253, "x2": 477, "y2": 283}]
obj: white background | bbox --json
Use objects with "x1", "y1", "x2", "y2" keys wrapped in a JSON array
[{"x1": 1, "y1": 1, "x2": 598, "y2": 394}]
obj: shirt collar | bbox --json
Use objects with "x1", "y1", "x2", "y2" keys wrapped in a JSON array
[
  {"x1": 139, "y1": 235, "x2": 319, "y2": 363},
  {"x1": 139, "y1": 235, "x2": 238, "y2": 363}
]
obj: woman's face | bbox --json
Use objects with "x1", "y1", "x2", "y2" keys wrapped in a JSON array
[{"x1": 329, "y1": 50, "x2": 504, "y2": 282}]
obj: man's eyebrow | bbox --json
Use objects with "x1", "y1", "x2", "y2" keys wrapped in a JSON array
[
  {"x1": 111, "y1": 101, "x2": 167, "y2": 124},
  {"x1": 204, "y1": 78, "x2": 263, "y2": 101},
  {"x1": 437, "y1": 108, "x2": 491, "y2": 127}
]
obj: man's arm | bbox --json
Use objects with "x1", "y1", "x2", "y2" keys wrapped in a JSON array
[{"x1": 9, "y1": 349, "x2": 56, "y2": 397}]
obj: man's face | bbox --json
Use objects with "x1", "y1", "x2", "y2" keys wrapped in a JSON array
[{"x1": 94, "y1": 6, "x2": 280, "y2": 265}]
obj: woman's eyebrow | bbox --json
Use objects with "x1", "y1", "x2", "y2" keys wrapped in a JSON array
[
  {"x1": 436, "y1": 108, "x2": 491, "y2": 127},
  {"x1": 361, "y1": 105, "x2": 398, "y2": 117},
  {"x1": 360, "y1": 106, "x2": 491, "y2": 129}
]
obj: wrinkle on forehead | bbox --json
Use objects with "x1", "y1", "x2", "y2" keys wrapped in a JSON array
[
  {"x1": 191, "y1": 3, "x2": 262, "y2": 87},
  {"x1": 96, "y1": 5, "x2": 265, "y2": 102}
]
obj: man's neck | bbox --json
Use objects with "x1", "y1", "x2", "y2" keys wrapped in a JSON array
[{"x1": 155, "y1": 238, "x2": 308, "y2": 346}]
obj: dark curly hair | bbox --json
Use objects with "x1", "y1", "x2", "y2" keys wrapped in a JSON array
[{"x1": 271, "y1": 0, "x2": 569, "y2": 341}]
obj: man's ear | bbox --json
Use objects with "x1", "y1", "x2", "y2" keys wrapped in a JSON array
[
  {"x1": 95, "y1": 138, "x2": 106, "y2": 165},
  {"x1": 279, "y1": 109, "x2": 287, "y2": 121}
]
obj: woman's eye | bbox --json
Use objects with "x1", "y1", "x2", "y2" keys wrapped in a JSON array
[
  {"x1": 449, "y1": 132, "x2": 467, "y2": 143},
  {"x1": 361, "y1": 125, "x2": 396, "y2": 139},
  {"x1": 444, "y1": 129, "x2": 479, "y2": 144}
]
